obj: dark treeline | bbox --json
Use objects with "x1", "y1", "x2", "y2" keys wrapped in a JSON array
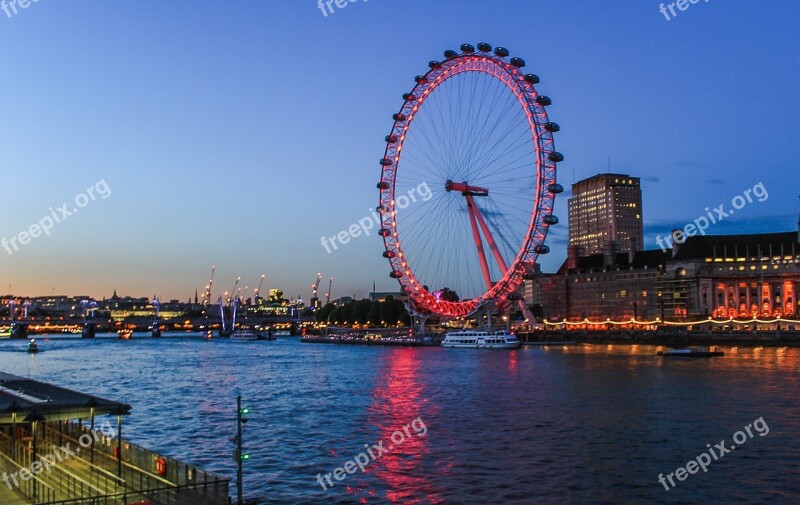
[{"x1": 317, "y1": 296, "x2": 411, "y2": 327}]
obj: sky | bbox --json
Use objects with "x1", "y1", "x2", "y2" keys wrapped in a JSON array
[{"x1": 1, "y1": 0, "x2": 798, "y2": 302}]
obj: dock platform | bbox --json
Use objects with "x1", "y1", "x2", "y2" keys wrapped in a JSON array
[{"x1": 0, "y1": 372, "x2": 230, "y2": 505}]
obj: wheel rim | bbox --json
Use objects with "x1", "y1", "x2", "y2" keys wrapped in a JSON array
[{"x1": 378, "y1": 45, "x2": 560, "y2": 319}]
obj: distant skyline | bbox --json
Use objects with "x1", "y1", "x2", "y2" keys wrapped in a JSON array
[{"x1": 1, "y1": 1, "x2": 798, "y2": 300}]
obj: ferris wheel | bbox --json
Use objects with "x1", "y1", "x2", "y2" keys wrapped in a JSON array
[{"x1": 377, "y1": 43, "x2": 564, "y2": 320}]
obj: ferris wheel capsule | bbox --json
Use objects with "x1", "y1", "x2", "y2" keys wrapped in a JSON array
[{"x1": 524, "y1": 74, "x2": 540, "y2": 84}]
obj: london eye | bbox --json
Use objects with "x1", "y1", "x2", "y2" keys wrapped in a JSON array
[{"x1": 377, "y1": 42, "x2": 564, "y2": 320}]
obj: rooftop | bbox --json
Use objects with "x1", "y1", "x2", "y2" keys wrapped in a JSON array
[{"x1": 0, "y1": 371, "x2": 130, "y2": 424}]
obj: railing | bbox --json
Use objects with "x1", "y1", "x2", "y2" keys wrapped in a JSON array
[
  {"x1": 36, "y1": 482, "x2": 232, "y2": 505},
  {"x1": 36, "y1": 456, "x2": 108, "y2": 501},
  {"x1": 1, "y1": 427, "x2": 120, "y2": 502},
  {"x1": 46, "y1": 422, "x2": 230, "y2": 504},
  {"x1": 1, "y1": 422, "x2": 230, "y2": 505},
  {"x1": 0, "y1": 445, "x2": 57, "y2": 503}
]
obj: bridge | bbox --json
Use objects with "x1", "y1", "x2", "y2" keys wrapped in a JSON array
[{"x1": 0, "y1": 314, "x2": 313, "y2": 337}]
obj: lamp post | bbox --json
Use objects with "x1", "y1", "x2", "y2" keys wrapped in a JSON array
[
  {"x1": 234, "y1": 396, "x2": 250, "y2": 505},
  {"x1": 27, "y1": 411, "x2": 46, "y2": 499}
]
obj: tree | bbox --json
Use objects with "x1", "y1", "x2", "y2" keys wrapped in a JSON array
[
  {"x1": 399, "y1": 304, "x2": 411, "y2": 325},
  {"x1": 318, "y1": 303, "x2": 336, "y2": 322},
  {"x1": 339, "y1": 304, "x2": 354, "y2": 324},
  {"x1": 368, "y1": 301, "x2": 382, "y2": 326},
  {"x1": 380, "y1": 296, "x2": 401, "y2": 325},
  {"x1": 352, "y1": 299, "x2": 372, "y2": 325}
]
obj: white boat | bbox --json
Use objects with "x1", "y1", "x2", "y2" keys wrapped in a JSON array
[
  {"x1": 442, "y1": 330, "x2": 521, "y2": 349},
  {"x1": 231, "y1": 328, "x2": 277, "y2": 341},
  {"x1": 230, "y1": 331, "x2": 258, "y2": 341},
  {"x1": 656, "y1": 346, "x2": 724, "y2": 357}
]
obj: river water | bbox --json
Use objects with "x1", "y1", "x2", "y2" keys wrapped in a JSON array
[{"x1": 1, "y1": 335, "x2": 798, "y2": 504}]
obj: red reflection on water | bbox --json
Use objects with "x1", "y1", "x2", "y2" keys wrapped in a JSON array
[
  {"x1": 353, "y1": 348, "x2": 440, "y2": 504},
  {"x1": 508, "y1": 349, "x2": 518, "y2": 374}
]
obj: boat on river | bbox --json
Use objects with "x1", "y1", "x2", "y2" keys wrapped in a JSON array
[
  {"x1": 26, "y1": 339, "x2": 40, "y2": 353},
  {"x1": 230, "y1": 329, "x2": 276, "y2": 341},
  {"x1": 656, "y1": 346, "x2": 724, "y2": 358},
  {"x1": 442, "y1": 330, "x2": 521, "y2": 349}
]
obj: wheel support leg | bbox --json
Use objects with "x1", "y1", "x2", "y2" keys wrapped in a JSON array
[{"x1": 466, "y1": 196, "x2": 493, "y2": 290}]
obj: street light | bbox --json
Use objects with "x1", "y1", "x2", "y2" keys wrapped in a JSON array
[{"x1": 234, "y1": 396, "x2": 251, "y2": 504}]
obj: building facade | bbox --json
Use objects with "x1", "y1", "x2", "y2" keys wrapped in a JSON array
[
  {"x1": 568, "y1": 173, "x2": 643, "y2": 260},
  {"x1": 526, "y1": 231, "x2": 799, "y2": 323}
]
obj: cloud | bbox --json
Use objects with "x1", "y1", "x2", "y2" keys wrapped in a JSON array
[
  {"x1": 704, "y1": 178, "x2": 725, "y2": 185},
  {"x1": 643, "y1": 176, "x2": 661, "y2": 183},
  {"x1": 645, "y1": 213, "x2": 797, "y2": 241}
]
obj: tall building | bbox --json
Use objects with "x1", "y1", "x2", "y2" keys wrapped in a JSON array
[{"x1": 568, "y1": 173, "x2": 643, "y2": 259}]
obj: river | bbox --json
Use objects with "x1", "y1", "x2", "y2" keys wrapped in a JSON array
[{"x1": 1, "y1": 335, "x2": 798, "y2": 504}]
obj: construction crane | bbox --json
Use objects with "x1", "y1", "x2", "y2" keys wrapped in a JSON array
[
  {"x1": 310, "y1": 273, "x2": 322, "y2": 311},
  {"x1": 229, "y1": 276, "x2": 241, "y2": 306},
  {"x1": 325, "y1": 277, "x2": 334, "y2": 304},
  {"x1": 203, "y1": 265, "x2": 216, "y2": 306},
  {"x1": 254, "y1": 273, "x2": 266, "y2": 300}
]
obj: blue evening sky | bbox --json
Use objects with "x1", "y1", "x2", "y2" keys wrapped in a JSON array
[{"x1": 1, "y1": 0, "x2": 798, "y2": 301}]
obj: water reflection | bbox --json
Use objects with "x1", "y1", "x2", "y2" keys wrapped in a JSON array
[{"x1": 359, "y1": 348, "x2": 439, "y2": 504}]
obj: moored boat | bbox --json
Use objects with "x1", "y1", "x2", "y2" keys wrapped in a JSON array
[
  {"x1": 230, "y1": 331, "x2": 258, "y2": 341},
  {"x1": 442, "y1": 330, "x2": 521, "y2": 349},
  {"x1": 656, "y1": 346, "x2": 724, "y2": 358},
  {"x1": 256, "y1": 328, "x2": 276, "y2": 340}
]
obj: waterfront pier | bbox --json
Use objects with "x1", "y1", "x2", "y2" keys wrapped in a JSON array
[{"x1": 0, "y1": 372, "x2": 229, "y2": 505}]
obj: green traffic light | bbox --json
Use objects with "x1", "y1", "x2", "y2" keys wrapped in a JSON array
[
  {"x1": 241, "y1": 454, "x2": 250, "y2": 460},
  {"x1": 241, "y1": 407, "x2": 250, "y2": 415}
]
